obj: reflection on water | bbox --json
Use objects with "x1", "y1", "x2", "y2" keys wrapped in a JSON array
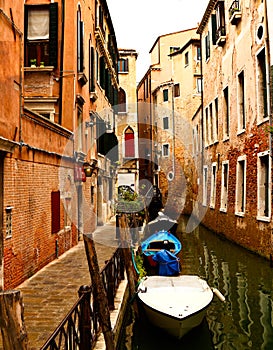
[
  {"x1": 177, "y1": 217, "x2": 273, "y2": 350},
  {"x1": 120, "y1": 217, "x2": 273, "y2": 349}
]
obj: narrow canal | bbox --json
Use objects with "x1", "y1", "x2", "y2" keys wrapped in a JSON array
[{"x1": 119, "y1": 216, "x2": 273, "y2": 350}]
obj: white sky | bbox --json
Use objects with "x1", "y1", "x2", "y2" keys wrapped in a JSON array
[{"x1": 106, "y1": 0, "x2": 208, "y2": 82}]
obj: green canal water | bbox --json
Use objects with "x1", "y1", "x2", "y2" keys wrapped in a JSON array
[{"x1": 118, "y1": 217, "x2": 273, "y2": 350}]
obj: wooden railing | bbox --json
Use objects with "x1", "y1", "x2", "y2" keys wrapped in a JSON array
[{"x1": 40, "y1": 247, "x2": 125, "y2": 350}]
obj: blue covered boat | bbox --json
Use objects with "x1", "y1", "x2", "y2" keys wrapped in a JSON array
[{"x1": 141, "y1": 230, "x2": 182, "y2": 256}]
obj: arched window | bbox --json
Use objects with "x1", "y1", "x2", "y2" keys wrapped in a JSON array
[
  {"x1": 118, "y1": 88, "x2": 126, "y2": 113},
  {"x1": 124, "y1": 127, "x2": 135, "y2": 158}
]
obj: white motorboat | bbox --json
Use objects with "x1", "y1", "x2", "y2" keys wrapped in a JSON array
[{"x1": 137, "y1": 275, "x2": 224, "y2": 339}]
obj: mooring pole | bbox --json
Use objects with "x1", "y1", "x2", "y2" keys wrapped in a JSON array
[
  {"x1": 0, "y1": 290, "x2": 28, "y2": 350},
  {"x1": 83, "y1": 234, "x2": 115, "y2": 350},
  {"x1": 118, "y1": 214, "x2": 138, "y2": 297}
]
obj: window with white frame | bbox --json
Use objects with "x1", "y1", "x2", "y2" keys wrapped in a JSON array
[
  {"x1": 223, "y1": 86, "x2": 229, "y2": 139},
  {"x1": 257, "y1": 151, "x2": 271, "y2": 220},
  {"x1": 162, "y1": 144, "x2": 169, "y2": 157},
  {"x1": 210, "y1": 163, "x2": 217, "y2": 208},
  {"x1": 256, "y1": 47, "x2": 269, "y2": 122},
  {"x1": 203, "y1": 166, "x2": 208, "y2": 206},
  {"x1": 209, "y1": 102, "x2": 213, "y2": 144},
  {"x1": 235, "y1": 156, "x2": 246, "y2": 215},
  {"x1": 215, "y1": 97, "x2": 219, "y2": 140},
  {"x1": 197, "y1": 77, "x2": 202, "y2": 93},
  {"x1": 220, "y1": 161, "x2": 229, "y2": 212},
  {"x1": 238, "y1": 70, "x2": 246, "y2": 132},
  {"x1": 163, "y1": 116, "x2": 169, "y2": 130}
]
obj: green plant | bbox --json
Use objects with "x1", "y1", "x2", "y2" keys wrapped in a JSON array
[{"x1": 135, "y1": 254, "x2": 147, "y2": 280}]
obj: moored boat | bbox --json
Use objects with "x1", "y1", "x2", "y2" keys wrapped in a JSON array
[
  {"x1": 137, "y1": 275, "x2": 223, "y2": 339},
  {"x1": 141, "y1": 230, "x2": 182, "y2": 256}
]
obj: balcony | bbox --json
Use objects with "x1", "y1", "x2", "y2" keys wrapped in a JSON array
[
  {"x1": 229, "y1": 0, "x2": 241, "y2": 25},
  {"x1": 215, "y1": 26, "x2": 226, "y2": 46}
]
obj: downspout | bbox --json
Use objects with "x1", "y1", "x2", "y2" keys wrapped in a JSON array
[
  {"x1": 199, "y1": 32, "x2": 204, "y2": 171},
  {"x1": 264, "y1": 0, "x2": 273, "y2": 264},
  {"x1": 59, "y1": 0, "x2": 65, "y2": 125}
]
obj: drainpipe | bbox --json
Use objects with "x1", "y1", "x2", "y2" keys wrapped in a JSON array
[
  {"x1": 59, "y1": 0, "x2": 65, "y2": 125},
  {"x1": 199, "y1": 32, "x2": 204, "y2": 171}
]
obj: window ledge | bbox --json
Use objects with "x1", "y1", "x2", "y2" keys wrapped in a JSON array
[
  {"x1": 235, "y1": 211, "x2": 245, "y2": 217},
  {"x1": 237, "y1": 129, "x2": 246, "y2": 136},
  {"x1": 257, "y1": 117, "x2": 269, "y2": 126},
  {"x1": 220, "y1": 208, "x2": 227, "y2": 213},
  {"x1": 256, "y1": 216, "x2": 270, "y2": 223},
  {"x1": 24, "y1": 66, "x2": 54, "y2": 72}
]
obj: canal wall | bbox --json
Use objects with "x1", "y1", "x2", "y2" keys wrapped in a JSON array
[{"x1": 95, "y1": 279, "x2": 130, "y2": 349}]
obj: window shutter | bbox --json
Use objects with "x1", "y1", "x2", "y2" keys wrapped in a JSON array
[
  {"x1": 51, "y1": 191, "x2": 60, "y2": 234},
  {"x1": 80, "y1": 21, "x2": 84, "y2": 72},
  {"x1": 49, "y1": 3, "x2": 58, "y2": 67},
  {"x1": 90, "y1": 46, "x2": 95, "y2": 92},
  {"x1": 211, "y1": 14, "x2": 217, "y2": 45}
]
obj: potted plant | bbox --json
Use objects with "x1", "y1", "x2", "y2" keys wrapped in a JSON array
[
  {"x1": 30, "y1": 59, "x2": 36, "y2": 67},
  {"x1": 39, "y1": 62, "x2": 45, "y2": 68}
]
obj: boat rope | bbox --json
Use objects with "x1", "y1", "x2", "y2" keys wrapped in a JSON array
[{"x1": 131, "y1": 246, "x2": 140, "y2": 275}]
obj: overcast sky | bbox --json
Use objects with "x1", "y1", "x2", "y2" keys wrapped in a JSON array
[{"x1": 106, "y1": 0, "x2": 208, "y2": 82}]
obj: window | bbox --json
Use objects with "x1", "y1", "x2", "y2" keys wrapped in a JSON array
[
  {"x1": 257, "y1": 151, "x2": 271, "y2": 220},
  {"x1": 209, "y1": 102, "x2": 213, "y2": 144},
  {"x1": 99, "y1": 56, "x2": 106, "y2": 88},
  {"x1": 24, "y1": 3, "x2": 58, "y2": 67},
  {"x1": 196, "y1": 45, "x2": 201, "y2": 61},
  {"x1": 238, "y1": 70, "x2": 246, "y2": 131},
  {"x1": 162, "y1": 144, "x2": 169, "y2": 157},
  {"x1": 257, "y1": 47, "x2": 269, "y2": 122},
  {"x1": 118, "y1": 58, "x2": 129, "y2": 73},
  {"x1": 205, "y1": 106, "x2": 209, "y2": 146},
  {"x1": 220, "y1": 161, "x2": 229, "y2": 211},
  {"x1": 185, "y1": 52, "x2": 189, "y2": 66},
  {"x1": 163, "y1": 89, "x2": 168, "y2": 102},
  {"x1": 174, "y1": 84, "x2": 180, "y2": 97},
  {"x1": 118, "y1": 88, "x2": 126, "y2": 113},
  {"x1": 215, "y1": 97, "x2": 219, "y2": 140},
  {"x1": 210, "y1": 163, "x2": 217, "y2": 208},
  {"x1": 205, "y1": 32, "x2": 210, "y2": 60},
  {"x1": 203, "y1": 166, "x2": 208, "y2": 206},
  {"x1": 197, "y1": 78, "x2": 202, "y2": 93},
  {"x1": 51, "y1": 191, "x2": 60, "y2": 234},
  {"x1": 235, "y1": 156, "x2": 246, "y2": 215},
  {"x1": 77, "y1": 6, "x2": 84, "y2": 72},
  {"x1": 124, "y1": 127, "x2": 135, "y2": 158},
  {"x1": 223, "y1": 86, "x2": 229, "y2": 138},
  {"x1": 163, "y1": 116, "x2": 169, "y2": 130},
  {"x1": 193, "y1": 125, "x2": 199, "y2": 156},
  {"x1": 89, "y1": 45, "x2": 95, "y2": 92},
  {"x1": 5, "y1": 207, "x2": 13, "y2": 238},
  {"x1": 170, "y1": 46, "x2": 180, "y2": 54},
  {"x1": 215, "y1": 1, "x2": 226, "y2": 44}
]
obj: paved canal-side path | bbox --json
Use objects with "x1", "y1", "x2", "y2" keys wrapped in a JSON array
[{"x1": 16, "y1": 218, "x2": 118, "y2": 350}]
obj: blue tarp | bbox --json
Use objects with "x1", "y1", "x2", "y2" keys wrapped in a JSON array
[{"x1": 152, "y1": 249, "x2": 180, "y2": 276}]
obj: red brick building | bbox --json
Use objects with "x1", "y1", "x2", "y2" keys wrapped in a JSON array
[
  {"x1": 0, "y1": 0, "x2": 119, "y2": 290},
  {"x1": 196, "y1": 0, "x2": 273, "y2": 259}
]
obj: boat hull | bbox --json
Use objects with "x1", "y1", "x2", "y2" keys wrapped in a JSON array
[{"x1": 137, "y1": 275, "x2": 213, "y2": 339}]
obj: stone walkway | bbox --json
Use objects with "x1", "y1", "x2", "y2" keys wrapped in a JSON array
[{"x1": 6, "y1": 219, "x2": 119, "y2": 350}]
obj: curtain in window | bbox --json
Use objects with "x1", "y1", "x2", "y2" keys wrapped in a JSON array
[{"x1": 28, "y1": 9, "x2": 49, "y2": 40}]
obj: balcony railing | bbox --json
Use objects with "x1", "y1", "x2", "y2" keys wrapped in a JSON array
[
  {"x1": 229, "y1": 0, "x2": 241, "y2": 24},
  {"x1": 215, "y1": 25, "x2": 226, "y2": 46}
]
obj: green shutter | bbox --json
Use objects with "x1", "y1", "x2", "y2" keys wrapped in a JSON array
[
  {"x1": 211, "y1": 14, "x2": 217, "y2": 45},
  {"x1": 49, "y1": 3, "x2": 58, "y2": 67}
]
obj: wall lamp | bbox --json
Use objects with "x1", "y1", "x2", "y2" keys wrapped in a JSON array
[{"x1": 83, "y1": 159, "x2": 98, "y2": 177}]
